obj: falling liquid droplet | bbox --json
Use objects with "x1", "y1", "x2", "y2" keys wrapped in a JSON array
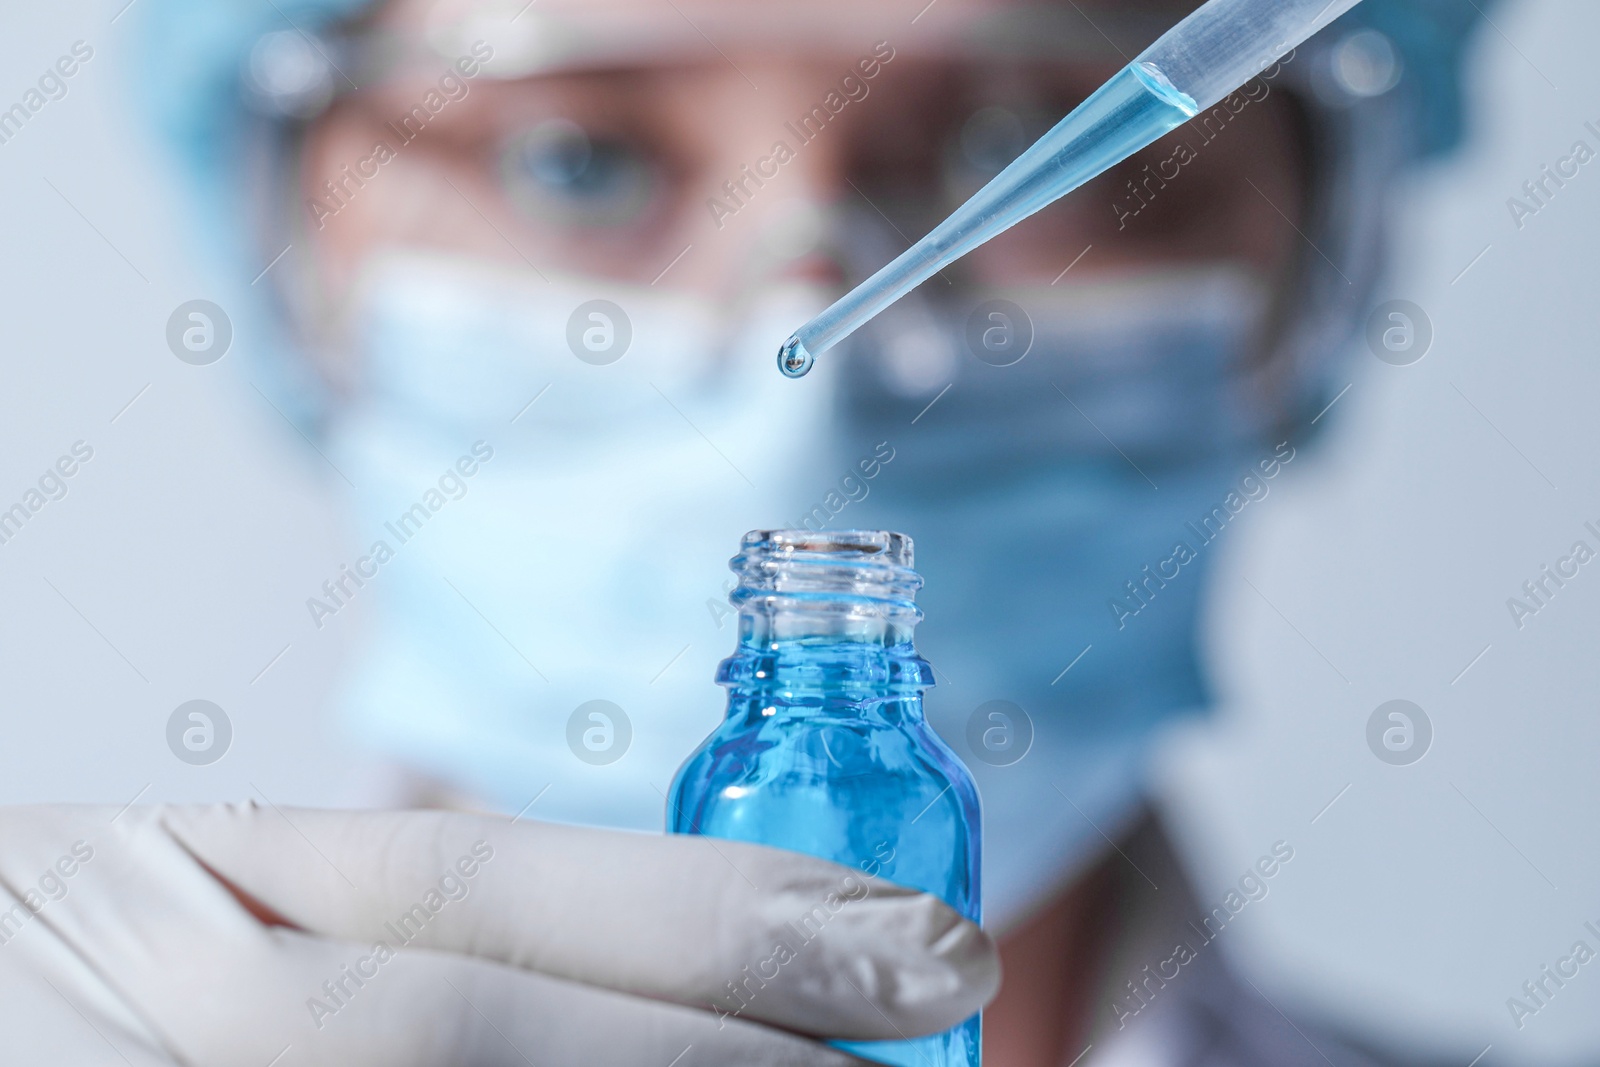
[{"x1": 777, "y1": 336, "x2": 814, "y2": 378}]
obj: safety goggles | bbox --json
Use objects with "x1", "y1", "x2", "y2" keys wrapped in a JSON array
[{"x1": 256, "y1": 1, "x2": 1317, "y2": 292}]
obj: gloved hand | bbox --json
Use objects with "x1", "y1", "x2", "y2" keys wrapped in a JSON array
[{"x1": 0, "y1": 803, "x2": 998, "y2": 1066}]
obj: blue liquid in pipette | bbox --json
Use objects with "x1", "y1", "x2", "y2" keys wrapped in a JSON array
[{"x1": 778, "y1": 61, "x2": 1199, "y2": 377}]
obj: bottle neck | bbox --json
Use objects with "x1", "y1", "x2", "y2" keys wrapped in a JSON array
[{"x1": 715, "y1": 530, "x2": 935, "y2": 705}]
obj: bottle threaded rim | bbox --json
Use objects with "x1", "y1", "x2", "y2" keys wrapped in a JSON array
[{"x1": 730, "y1": 529, "x2": 922, "y2": 623}]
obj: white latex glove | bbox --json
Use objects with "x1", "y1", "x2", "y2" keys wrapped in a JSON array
[{"x1": 0, "y1": 803, "x2": 998, "y2": 1066}]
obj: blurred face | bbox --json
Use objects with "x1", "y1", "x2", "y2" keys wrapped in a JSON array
[
  {"x1": 291, "y1": 13, "x2": 1316, "y2": 1059},
  {"x1": 299, "y1": 0, "x2": 1306, "y2": 355}
]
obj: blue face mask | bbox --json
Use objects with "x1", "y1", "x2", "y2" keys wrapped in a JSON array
[
  {"x1": 833, "y1": 268, "x2": 1277, "y2": 926},
  {"x1": 329, "y1": 247, "x2": 1274, "y2": 930},
  {"x1": 325, "y1": 250, "x2": 841, "y2": 830}
]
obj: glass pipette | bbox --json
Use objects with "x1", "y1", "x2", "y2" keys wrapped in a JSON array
[{"x1": 777, "y1": 0, "x2": 1369, "y2": 377}]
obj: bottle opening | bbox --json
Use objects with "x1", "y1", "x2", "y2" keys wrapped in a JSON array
[
  {"x1": 742, "y1": 528, "x2": 914, "y2": 566},
  {"x1": 731, "y1": 529, "x2": 922, "y2": 625},
  {"x1": 720, "y1": 529, "x2": 932, "y2": 694}
]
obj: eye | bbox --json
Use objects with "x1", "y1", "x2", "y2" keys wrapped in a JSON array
[{"x1": 499, "y1": 118, "x2": 655, "y2": 227}]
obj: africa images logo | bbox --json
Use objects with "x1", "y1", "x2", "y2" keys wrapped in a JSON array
[
  {"x1": 1110, "y1": 442, "x2": 1296, "y2": 629},
  {"x1": 306, "y1": 442, "x2": 494, "y2": 629},
  {"x1": 705, "y1": 42, "x2": 895, "y2": 229},
  {"x1": 304, "y1": 42, "x2": 495, "y2": 230}
]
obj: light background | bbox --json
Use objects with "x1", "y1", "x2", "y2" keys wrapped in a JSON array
[{"x1": 0, "y1": 1, "x2": 1595, "y2": 1064}]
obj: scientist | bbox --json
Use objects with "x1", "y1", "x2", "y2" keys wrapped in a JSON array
[{"x1": 0, "y1": 0, "x2": 1488, "y2": 1063}]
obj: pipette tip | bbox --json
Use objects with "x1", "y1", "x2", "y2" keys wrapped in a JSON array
[{"x1": 778, "y1": 336, "x2": 814, "y2": 378}]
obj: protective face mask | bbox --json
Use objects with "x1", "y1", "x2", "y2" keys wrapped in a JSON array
[
  {"x1": 326, "y1": 250, "x2": 839, "y2": 830},
  {"x1": 837, "y1": 267, "x2": 1275, "y2": 929}
]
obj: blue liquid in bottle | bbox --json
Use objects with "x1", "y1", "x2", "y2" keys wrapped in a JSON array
[{"x1": 668, "y1": 529, "x2": 982, "y2": 1066}]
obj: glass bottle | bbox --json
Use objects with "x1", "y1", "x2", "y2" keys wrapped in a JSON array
[{"x1": 668, "y1": 529, "x2": 982, "y2": 1066}]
